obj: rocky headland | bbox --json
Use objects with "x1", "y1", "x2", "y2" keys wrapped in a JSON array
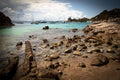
[{"x1": 0, "y1": 12, "x2": 14, "y2": 27}]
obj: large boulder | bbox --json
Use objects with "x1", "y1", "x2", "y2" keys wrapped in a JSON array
[
  {"x1": 43, "y1": 26, "x2": 49, "y2": 30},
  {"x1": 90, "y1": 54, "x2": 109, "y2": 66},
  {"x1": 0, "y1": 12, "x2": 14, "y2": 27}
]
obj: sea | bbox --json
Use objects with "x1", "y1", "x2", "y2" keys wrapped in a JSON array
[{"x1": 0, "y1": 22, "x2": 90, "y2": 36}]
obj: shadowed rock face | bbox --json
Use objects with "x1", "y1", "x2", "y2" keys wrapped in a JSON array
[
  {"x1": 0, "y1": 55, "x2": 19, "y2": 80},
  {"x1": 0, "y1": 12, "x2": 14, "y2": 27}
]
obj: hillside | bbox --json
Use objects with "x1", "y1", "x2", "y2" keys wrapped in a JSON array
[
  {"x1": 0, "y1": 12, "x2": 14, "y2": 27},
  {"x1": 91, "y1": 8, "x2": 120, "y2": 21}
]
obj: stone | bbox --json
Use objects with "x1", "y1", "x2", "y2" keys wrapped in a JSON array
[
  {"x1": 16, "y1": 42, "x2": 23, "y2": 50},
  {"x1": 49, "y1": 54, "x2": 59, "y2": 60},
  {"x1": 64, "y1": 48, "x2": 72, "y2": 53},
  {"x1": 57, "y1": 41, "x2": 63, "y2": 46},
  {"x1": 50, "y1": 43, "x2": 58, "y2": 49},
  {"x1": 22, "y1": 41, "x2": 37, "y2": 79},
  {"x1": 60, "y1": 36, "x2": 66, "y2": 39},
  {"x1": 49, "y1": 62, "x2": 60, "y2": 69},
  {"x1": 72, "y1": 44, "x2": 77, "y2": 50},
  {"x1": 87, "y1": 47, "x2": 100, "y2": 53},
  {"x1": 43, "y1": 26, "x2": 49, "y2": 30},
  {"x1": 78, "y1": 62, "x2": 86, "y2": 68},
  {"x1": 42, "y1": 39, "x2": 48, "y2": 43},
  {"x1": 38, "y1": 69, "x2": 60, "y2": 80},
  {"x1": 82, "y1": 55, "x2": 88, "y2": 58},
  {"x1": 72, "y1": 28, "x2": 78, "y2": 32},
  {"x1": 41, "y1": 44, "x2": 49, "y2": 48},
  {"x1": 73, "y1": 51, "x2": 81, "y2": 56},
  {"x1": 91, "y1": 54, "x2": 109, "y2": 66},
  {"x1": 107, "y1": 48, "x2": 114, "y2": 53}
]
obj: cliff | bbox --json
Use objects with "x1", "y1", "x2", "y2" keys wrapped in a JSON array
[{"x1": 0, "y1": 12, "x2": 14, "y2": 27}]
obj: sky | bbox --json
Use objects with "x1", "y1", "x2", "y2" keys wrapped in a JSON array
[{"x1": 0, "y1": 0, "x2": 120, "y2": 21}]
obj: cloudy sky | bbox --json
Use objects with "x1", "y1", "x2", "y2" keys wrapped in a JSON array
[{"x1": 0, "y1": 0, "x2": 120, "y2": 21}]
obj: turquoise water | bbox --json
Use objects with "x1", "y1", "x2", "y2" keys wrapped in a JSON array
[{"x1": 0, "y1": 22, "x2": 90, "y2": 36}]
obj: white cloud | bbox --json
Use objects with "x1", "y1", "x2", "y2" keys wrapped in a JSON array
[
  {"x1": 25, "y1": 0, "x2": 85, "y2": 21},
  {"x1": 1, "y1": 0, "x2": 85, "y2": 21}
]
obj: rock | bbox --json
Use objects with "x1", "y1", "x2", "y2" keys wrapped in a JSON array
[
  {"x1": 72, "y1": 28, "x2": 78, "y2": 32},
  {"x1": 49, "y1": 54, "x2": 59, "y2": 60},
  {"x1": 57, "y1": 41, "x2": 63, "y2": 46},
  {"x1": 0, "y1": 55, "x2": 19, "y2": 80},
  {"x1": 41, "y1": 44, "x2": 49, "y2": 48},
  {"x1": 64, "y1": 48, "x2": 72, "y2": 53},
  {"x1": 73, "y1": 51, "x2": 81, "y2": 56},
  {"x1": 0, "y1": 12, "x2": 14, "y2": 27},
  {"x1": 16, "y1": 42, "x2": 23, "y2": 50},
  {"x1": 71, "y1": 44, "x2": 77, "y2": 50},
  {"x1": 82, "y1": 55, "x2": 88, "y2": 58},
  {"x1": 107, "y1": 48, "x2": 115, "y2": 53},
  {"x1": 38, "y1": 69, "x2": 60, "y2": 80},
  {"x1": 21, "y1": 41, "x2": 37, "y2": 80},
  {"x1": 49, "y1": 62, "x2": 60, "y2": 69},
  {"x1": 77, "y1": 45, "x2": 87, "y2": 51},
  {"x1": 60, "y1": 36, "x2": 66, "y2": 39},
  {"x1": 43, "y1": 26, "x2": 49, "y2": 30},
  {"x1": 91, "y1": 54, "x2": 109, "y2": 66},
  {"x1": 50, "y1": 43, "x2": 58, "y2": 49},
  {"x1": 78, "y1": 62, "x2": 86, "y2": 68},
  {"x1": 87, "y1": 47, "x2": 100, "y2": 53},
  {"x1": 42, "y1": 39, "x2": 48, "y2": 43}
]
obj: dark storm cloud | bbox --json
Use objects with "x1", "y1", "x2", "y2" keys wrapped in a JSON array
[
  {"x1": 0, "y1": 0, "x2": 30, "y2": 21},
  {"x1": 0, "y1": 0, "x2": 29, "y2": 10}
]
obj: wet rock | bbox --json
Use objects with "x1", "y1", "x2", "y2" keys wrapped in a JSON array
[
  {"x1": 72, "y1": 28, "x2": 78, "y2": 32},
  {"x1": 16, "y1": 42, "x2": 23, "y2": 46},
  {"x1": 78, "y1": 62, "x2": 86, "y2": 68},
  {"x1": 16, "y1": 42, "x2": 23, "y2": 50},
  {"x1": 42, "y1": 39, "x2": 48, "y2": 43},
  {"x1": 0, "y1": 55, "x2": 19, "y2": 80},
  {"x1": 91, "y1": 54, "x2": 109, "y2": 66},
  {"x1": 21, "y1": 41, "x2": 37, "y2": 80},
  {"x1": 43, "y1": 26, "x2": 49, "y2": 30},
  {"x1": 64, "y1": 48, "x2": 72, "y2": 53}
]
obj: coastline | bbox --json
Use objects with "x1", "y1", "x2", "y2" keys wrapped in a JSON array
[{"x1": 0, "y1": 21, "x2": 120, "y2": 80}]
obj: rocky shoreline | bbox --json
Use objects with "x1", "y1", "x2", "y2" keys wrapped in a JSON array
[{"x1": 0, "y1": 21, "x2": 120, "y2": 80}]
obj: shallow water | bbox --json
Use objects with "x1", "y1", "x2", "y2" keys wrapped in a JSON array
[
  {"x1": 0, "y1": 22, "x2": 90, "y2": 36},
  {"x1": 0, "y1": 22, "x2": 90, "y2": 58}
]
